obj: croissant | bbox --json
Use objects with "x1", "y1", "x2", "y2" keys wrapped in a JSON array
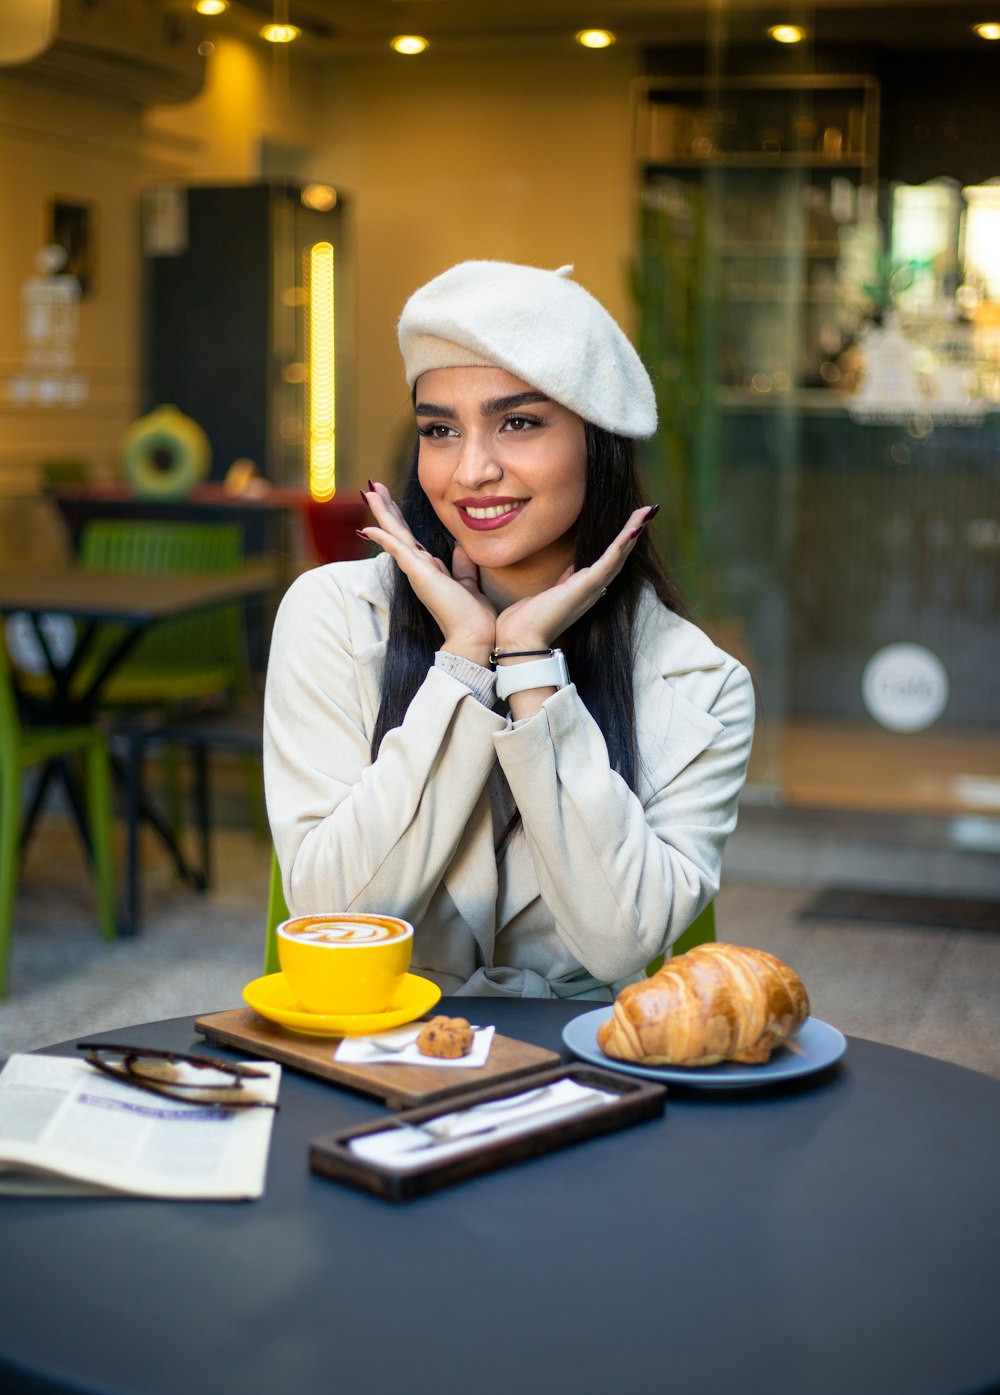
[{"x1": 597, "y1": 942, "x2": 810, "y2": 1067}]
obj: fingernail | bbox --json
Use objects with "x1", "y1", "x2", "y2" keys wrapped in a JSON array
[
  {"x1": 355, "y1": 529, "x2": 369, "y2": 540},
  {"x1": 360, "y1": 489, "x2": 368, "y2": 505},
  {"x1": 628, "y1": 527, "x2": 642, "y2": 540},
  {"x1": 645, "y1": 503, "x2": 660, "y2": 521},
  {"x1": 368, "y1": 479, "x2": 376, "y2": 492}
]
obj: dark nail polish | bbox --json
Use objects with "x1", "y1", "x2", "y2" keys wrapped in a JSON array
[
  {"x1": 360, "y1": 489, "x2": 368, "y2": 505},
  {"x1": 368, "y1": 479, "x2": 376, "y2": 492},
  {"x1": 646, "y1": 503, "x2": 660, "y2": 521},
  {"x1": 355, "y1": 529, "x2": 369, "y2": 540},
  {"x1": 628, "y1": 527, "x2": 642, "y2": 540}
]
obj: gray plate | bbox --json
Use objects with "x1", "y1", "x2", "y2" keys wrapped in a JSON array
[{"x1": 562, "y1": 1009, "x2": 846, "y2": 1089}]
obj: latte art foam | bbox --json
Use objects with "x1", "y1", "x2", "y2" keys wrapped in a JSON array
[{"x1": 282, "y1": 919, "x2": 405, "y2": 946}]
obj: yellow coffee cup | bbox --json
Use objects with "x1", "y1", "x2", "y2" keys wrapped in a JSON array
[{"x1": 276, "y1": 913, "x2": 413, "y2": 1015}]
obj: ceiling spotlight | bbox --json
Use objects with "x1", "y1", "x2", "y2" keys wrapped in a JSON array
[
  {"x1": 768, "y1": 24, "x2": 806, "y2": 44},
  {"x1": 260, "y1": 23, "x2": 300, "y2": 43},
  {"x1": 575, "y1": 29, "x2": 615, "y2": 49},
  {"x1": 193, "y1": 0, "x2": 228, "y2": 14},
  {"x1": 391, "y1": 35, "x2": 429, "y2": 55},
  {"x1": 301, "y1": 184, "x2": 338, "y2": 212},
  {"x1": 973, "y1": 22, "x2": 1000, "y2": 39}
]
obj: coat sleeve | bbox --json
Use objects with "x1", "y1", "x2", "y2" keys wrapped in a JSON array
[
  {"x1": 492, "y1": 662, "x2": 755, "y2": 984},
  {"x1": 263, "y1": 567, "x2": 506, "y2": 923}
]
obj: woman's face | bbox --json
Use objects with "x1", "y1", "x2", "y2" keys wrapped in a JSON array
[{"x1": 415, "y1": 366, "x2": 587, "y2": 588}]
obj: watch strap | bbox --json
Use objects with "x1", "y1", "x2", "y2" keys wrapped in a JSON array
[{"x1": 494, "y1": 648, "x2": 569, "y2": 701}]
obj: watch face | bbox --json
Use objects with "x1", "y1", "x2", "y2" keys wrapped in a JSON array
[{"x1": 4, "y1": 612, "x2": 77, "y2": 675}]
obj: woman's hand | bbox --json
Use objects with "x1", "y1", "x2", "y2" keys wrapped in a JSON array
[
  {"x1": 493, "y1": 504, "x2": 658, "y2": 654},
  {"x1": 359, "y1": 483, "x2": 497, "y2": 666}
]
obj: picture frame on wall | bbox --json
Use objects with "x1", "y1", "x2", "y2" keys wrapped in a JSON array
[{"x1": 50, "y1": 200, "x2": 94, "y2": 296}]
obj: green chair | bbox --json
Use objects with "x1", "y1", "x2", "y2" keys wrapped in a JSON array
[
  {"x1": 40, "y1": 459, "x2": 91, "y2": 490},
  {"x1": 263, "y1": 848, "x2": 288, "y2": 975},
  {"x1": 645, "y1": 900, "x2": 716, "y2": 976},
  {"x1": 0, "y1": 637, "x2": 116, "y2": 997},
  {"x1": 77, "y1": 520, "x2": 250, "y2": 708},
  {"x1": 262, "y1": 847, "x2": 715, "y2": 983},
  {"x1": 77, "y1": 520, "x2": 257, "y2": 859}
]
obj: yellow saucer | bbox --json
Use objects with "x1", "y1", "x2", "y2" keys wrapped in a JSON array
[{"x1": 242, "y1": 971, "x2": 441, "y2": 1037}]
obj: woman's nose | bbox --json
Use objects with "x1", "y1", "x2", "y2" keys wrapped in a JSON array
[{"x1": 453, "y1": 433, "x2": 504, "y2": 488}]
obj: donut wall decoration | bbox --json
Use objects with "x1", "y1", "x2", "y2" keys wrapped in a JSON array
[{"x1": 120, "y1": 405, "x2": 211, "y2": 499}]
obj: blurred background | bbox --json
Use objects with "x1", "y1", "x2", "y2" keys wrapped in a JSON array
[{"x1": 0, "y1": 0, "x2": 997, "y2": 1066}]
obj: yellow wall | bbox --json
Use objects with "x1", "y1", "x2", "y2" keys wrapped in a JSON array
[
  {"x1": 309, "y1": 43, "x2": 641, "y2": 488},
  {"x1": 0, "y1": 34, "x2": 639, "y2": 565},
  {"x1": 0, "y1": 74, "x2": 149, "y2": 561},
  {"x1": 0, "y1": 37, "x2": 324, "y2": 562},
  {"x1": 146, "y1": 38, "x2": 641, "y2": 490},
  {"x1": 144, "y1": 36, "x2": 325, "y2": 182}
]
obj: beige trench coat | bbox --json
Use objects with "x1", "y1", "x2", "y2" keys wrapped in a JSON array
[{"x1": 263, "y1": 554, "x2": 755, "y2": 999}]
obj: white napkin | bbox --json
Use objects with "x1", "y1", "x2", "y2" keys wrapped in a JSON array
[
  {"x1": 335, "y1": 1024, "x2": 495, "y2": 1068},
  {"x1": 348, "y1": 1079, "x2": 612, "y2": 1173}
]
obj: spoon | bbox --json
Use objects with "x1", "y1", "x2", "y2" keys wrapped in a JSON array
[{"x1": 357, "y1": 1026, "x2": 481, "y2": 1053}]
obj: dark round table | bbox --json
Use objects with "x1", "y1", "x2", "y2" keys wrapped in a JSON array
[{"x1": 1, "y1": 999, "x2": 999, "y2": 1395}]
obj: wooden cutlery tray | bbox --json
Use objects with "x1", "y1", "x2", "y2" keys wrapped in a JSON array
[{"x1": 309, "y1": 1065, "x2": 667, "y2": 1201}]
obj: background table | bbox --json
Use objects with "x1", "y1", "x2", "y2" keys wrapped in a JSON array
[
  {"x1": 0, "y1": 562, "x2": 278, "y2": 721},
  {"x1": 0, "y1": 563, "x2": 278, "y2": 924},
  {"x1": 1, "y1": 999, "x2": 998, "y2": 1395}
]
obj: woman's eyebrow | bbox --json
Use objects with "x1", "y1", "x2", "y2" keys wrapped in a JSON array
[
  {"x1": 481, "y1": 391, "x2": 550, "y2": 416},
  {"x1": 414, "y1": 391, "x2": 551, "y2": 420}
]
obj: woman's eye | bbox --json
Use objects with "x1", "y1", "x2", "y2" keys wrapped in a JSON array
[
  {"x1": 417, "y1": 423, "x2": 458, "y2": 439},
  {"x1": 501, "y1": 414, "x2": 541, "y2": 433}
]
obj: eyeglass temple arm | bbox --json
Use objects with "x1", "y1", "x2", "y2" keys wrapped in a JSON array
[{"x1": 75, "y1": 1042, "x2": 271, "y2": 1080}]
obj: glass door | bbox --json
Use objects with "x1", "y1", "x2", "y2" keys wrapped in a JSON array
[{"x1": 634, "y1": 9, "x2": 1000, "y2": 833}]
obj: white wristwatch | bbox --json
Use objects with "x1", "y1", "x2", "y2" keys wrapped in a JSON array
[{"x1": 494, "y1": 648, "x2": 570, "y2": 701}]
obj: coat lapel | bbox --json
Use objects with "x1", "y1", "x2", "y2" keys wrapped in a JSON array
[
  {"x1": 351, "y1": 557, "x2": 498, "y2": 965},
  {"x1": 351, "y1": 637, "x2": 387, "y2": 733},
  {"x1": 441, "y1": 788, "x2": 498, "y2": 965},
  {"x1": 634, "y1": 604, "x2": 731, "y2": 793},
  {"x1": 350, "y1": 559, "x2": 392, "y2": 731}
]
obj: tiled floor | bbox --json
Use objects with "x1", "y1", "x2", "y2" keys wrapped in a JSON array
[
  {"x1": 715, "y1": 881, "x2": 1000, "y2": 1077},
  {"x1": 0, "y1": 823, "x2": 269, "y2": 1059},
  {"x1": 2, "y1": 802, "x2": 999, "y2": 1078}
]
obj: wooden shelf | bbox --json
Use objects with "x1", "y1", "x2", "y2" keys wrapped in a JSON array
[
  {"x1": 724, "y1": 286, "x2": 841, "y2": 303},
  {"x1": 635, "y1": 72, "x2": 880, "y2": 409},
  {"x1": 633, "y1": 72, "x2": 880, "y2": 177},
  {"x1": 715, "y1": 388, "x2": 860, "y2": 412},
  {"x1": 643, "y1": 154, "x2": 872, "y2": 170},
  {"x1": 715, "y1": 241, "x2": 842, "y2": 256}
]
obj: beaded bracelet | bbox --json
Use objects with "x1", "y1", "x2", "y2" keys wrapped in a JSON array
[{"x1": 489, "y1": 648, "x2": 552, "y2": 665}]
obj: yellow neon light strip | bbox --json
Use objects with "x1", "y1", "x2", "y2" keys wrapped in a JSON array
[{"x1": 308, "y1": 241, "x2": 336, "y2": 500}]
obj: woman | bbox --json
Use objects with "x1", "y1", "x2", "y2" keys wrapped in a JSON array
[{"x1": 264, "y1": 260, "x2": 754, "y2": 999}]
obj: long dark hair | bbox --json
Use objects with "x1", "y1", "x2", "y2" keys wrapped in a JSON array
[{"x1": 371, "y1": 422, "x2": 685, "y2": 797}]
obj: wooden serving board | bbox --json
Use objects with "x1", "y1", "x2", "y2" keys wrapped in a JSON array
[{"x1": 194, "y1": 1007, "x2": 561, "y2": 1109}]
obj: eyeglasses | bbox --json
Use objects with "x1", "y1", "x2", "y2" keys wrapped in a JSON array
[{"x1": 77, "y1": 1043, "x2": 278, "y2": 1110}]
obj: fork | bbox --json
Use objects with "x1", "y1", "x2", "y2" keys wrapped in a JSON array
[
  {"x1": 390, "y1": 1086, "x2": 588, "y2": 1150},
  {"x1": 387, "y1": 1084, "x2": 556, "y2": 1140}
]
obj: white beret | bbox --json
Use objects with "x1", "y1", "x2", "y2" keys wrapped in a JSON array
[{"x1": 397, "y1": 260, "x2": 657, "y2": 439}]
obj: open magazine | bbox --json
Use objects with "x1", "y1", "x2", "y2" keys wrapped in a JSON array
[{"x1": 0, "y1": 1052, "x2": 280, "y2": 1200}]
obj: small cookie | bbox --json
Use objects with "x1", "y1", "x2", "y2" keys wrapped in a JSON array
[{"x1": 416, "y1": 1015, "x2": 475, "y2": 1059}]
